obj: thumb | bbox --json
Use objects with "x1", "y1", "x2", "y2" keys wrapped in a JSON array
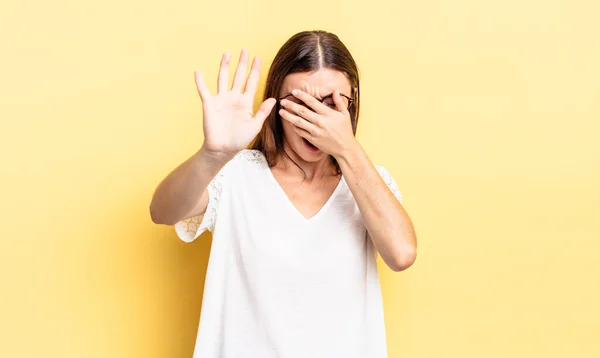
[
  {"x1": 253, "y1": 98, "x2": 277, "y2": 126},
  {"x1": 333, "y1": 90, "x2": 347, "y2": 113}
]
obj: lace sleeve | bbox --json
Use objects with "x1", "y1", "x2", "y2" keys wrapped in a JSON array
[
  {"x1": 375, "y1": 165, "x2": 403, "y2": 203},
  {"x1": 174, "y1": 162, "x2": 229, "y2": 242}
]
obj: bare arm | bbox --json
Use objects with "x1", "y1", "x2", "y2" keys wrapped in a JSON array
[
  {"x1": 337, "y1": 143, "x2": 417, "y2": 272},
  {"x1": 277, "y1": 89, "x2": 417, "y2": 271},
  {"x1": 149, "y1": 49, "x2": 276, "y2": 227},
  {"x1": 149, "y1": 147, "x2": 233, "y2": 225}
]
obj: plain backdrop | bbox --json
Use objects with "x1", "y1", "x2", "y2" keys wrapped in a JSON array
[{"x1": 1, "y1": 0, "x2": 599, "y2": 357}]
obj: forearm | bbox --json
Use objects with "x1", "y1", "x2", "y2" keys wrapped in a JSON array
[
  {"x1": 336, "y1": 143, "x2": 417, "y2": 271},
  {"x1": 150, "y1": 146, "x2": 233, "y2": 225}
]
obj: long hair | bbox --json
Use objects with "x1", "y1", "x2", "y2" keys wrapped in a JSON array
[{"x1": 250, "y1": 30, "x2": 360, "y2": 174}]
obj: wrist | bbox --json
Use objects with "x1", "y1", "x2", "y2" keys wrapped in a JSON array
[
  {"x1": 196, "y1": 145, "x2": 236, "y2": 169},
  {"x1": 334, "y1": 139, "x2": 363, "y2": 166}
]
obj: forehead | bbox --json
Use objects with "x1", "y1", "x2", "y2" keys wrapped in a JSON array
[{"x1": 280, "y1": 68, "x2": 351, "y2": 97}]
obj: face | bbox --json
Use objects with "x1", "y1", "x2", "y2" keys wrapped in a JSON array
[{"x1": 279, "y1": 68, "x2": 352, "y2": 163}]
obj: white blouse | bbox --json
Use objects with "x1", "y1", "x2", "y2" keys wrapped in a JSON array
[{"x1": 175, "y1": 149, "x2": 403, "y2": 358}]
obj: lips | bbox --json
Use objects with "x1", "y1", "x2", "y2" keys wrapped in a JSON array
[{"x1": 303, "y1": 138, "x2": 320, "y2": 151}]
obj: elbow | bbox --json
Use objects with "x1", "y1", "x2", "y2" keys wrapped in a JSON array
[
  {"x1": 149, "y1": 205, "x2": 164, "y2": 225},
  {"x1": 388, "y1": 245, "x2": 417, "y2": 272},
  {"x1": 149, "y1": 203, "x2": 175, "y2": 226}
]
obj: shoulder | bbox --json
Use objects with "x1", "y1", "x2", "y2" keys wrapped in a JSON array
[
  {"x1": 207, "y1": 150, "x2": 267, "y2": 198},
  {"x1": 219, "y1": 149, "x2": 267, "y2": 178},
  {"x1": 220, "y1": 149, "x2": 266, "y2": 172},
  {"x1": 209, "y1": 150, "x2": 266, "y2": 184},
  {"x1": 374, "y1": 165, "x2": 392, "y2": 179},
  {"x1": 232, "y1": 149, "x2": 267, "y2": 165},
  {"x1": 373, "y1": 165, "x2": 403, "y2": 202}
]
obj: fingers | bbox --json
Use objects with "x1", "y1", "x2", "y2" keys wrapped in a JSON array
[
  {"x1": 291, "y1": 124, "x2": 313, "y2": 141},
  {"x1": 217, "y1": 52, "x2": 231, "y2": 94},
  {"x1": 194, "y1": 71, "x2": 211, "y2": 103},
  {"x1": 280, "y1": 98, "x2": 320, "y2": 124},
  {"x1": 291, "y1": 89, "x2": 328, "y2": 114},
  {"x1": 244, "y1": 56, "x2": 262, "y2": 96},
  {"x1": 232, "y1": 49, "x2": 249, "y2": 91},
  {"x1": 253, "y1": 98, "x2": 277, "y2": 127},
  {"x1": 279, "y1": 108, "x2": 318, "y2": 135}
]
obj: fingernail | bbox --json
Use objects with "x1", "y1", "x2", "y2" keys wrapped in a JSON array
[
  {"x1": 280, "y1": 99, "x2": 287, "y2": 106},
  {"x1": 292, "y1": 89, "x2": 298, "y2": 95}
]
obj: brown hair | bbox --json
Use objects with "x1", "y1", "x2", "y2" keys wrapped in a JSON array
[{"x1": 250, "y1": 30, "x2": 360, "y2": 173}]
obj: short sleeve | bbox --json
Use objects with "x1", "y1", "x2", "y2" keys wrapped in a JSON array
[
  {"x1": 174, "y1": 160, "x2": 231, "y2": 242},
  {"x1": 375, "y1": 165, "x2": 403, "y2": 203}
]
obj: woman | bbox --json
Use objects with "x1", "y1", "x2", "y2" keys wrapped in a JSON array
[{"x1": 150, "y1": 30, "x2": 417, "y2": 358}]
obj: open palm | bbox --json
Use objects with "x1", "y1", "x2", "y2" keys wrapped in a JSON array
[{"x1": 195, "y1": 49, "x2": 276, "y2": 157}]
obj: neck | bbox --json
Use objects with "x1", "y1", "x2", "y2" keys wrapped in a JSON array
[{"x1": 278, "y1": 140, "x2": 336, "y2": 181}]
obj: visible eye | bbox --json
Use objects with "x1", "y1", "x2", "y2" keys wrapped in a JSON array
[{"x1": 323, "y1": 99, "x2": 337, "y2": 109}]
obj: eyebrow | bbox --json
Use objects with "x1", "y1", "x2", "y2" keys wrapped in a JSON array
[{"x1": 280, "y1": 92, "x2": 348, "y2": 100}]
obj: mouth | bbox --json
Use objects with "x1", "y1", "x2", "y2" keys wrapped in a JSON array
[{"x1": 303, "y1": 138, "x2": 320, "y2": 152}]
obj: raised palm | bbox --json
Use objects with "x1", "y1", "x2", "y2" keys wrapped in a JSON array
[{"x1": 195, "y1": 49, "x2": 276, "y2": 157}]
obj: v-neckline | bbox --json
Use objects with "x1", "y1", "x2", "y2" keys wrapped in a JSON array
[{"x1": 263, "y1": 160, "x2": 344, "y2": 223}]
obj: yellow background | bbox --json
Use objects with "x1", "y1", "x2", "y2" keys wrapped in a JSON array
[{"x1": 1, "y1": 0, "x2": 599, "y2": 357}]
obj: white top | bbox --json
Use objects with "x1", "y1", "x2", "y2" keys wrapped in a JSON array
[{"x1": 175, "y1": 149, "x2": 403, "y2": 358}]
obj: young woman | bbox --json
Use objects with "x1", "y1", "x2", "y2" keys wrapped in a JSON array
[{"x1": 150, "y1": 30, "x2": 417, "y2": 358}]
